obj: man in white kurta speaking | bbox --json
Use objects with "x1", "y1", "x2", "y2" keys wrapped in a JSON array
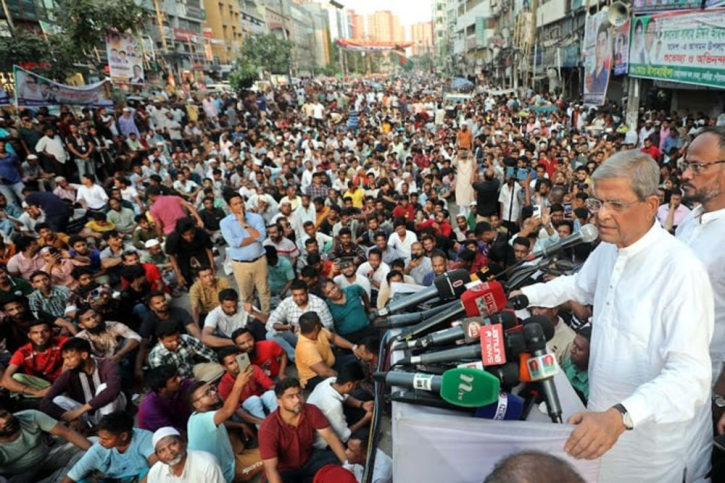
[{"x1": 516, "y1": 151, "x2": 714, "y2": 482}]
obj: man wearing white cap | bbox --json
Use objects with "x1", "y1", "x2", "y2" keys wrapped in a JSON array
[{"x1": 148, "y1": 427, "x2": 226, "y2": 483}]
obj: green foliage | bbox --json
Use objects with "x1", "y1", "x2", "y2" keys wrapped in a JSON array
[
  {"x1": 0, "y1": 0, "x2": 145, "y2": 80},
  {"x1": 229, "y1": 57, "x2": 258, "y2": 91},
  {"x1": 238, "y1": 34, "x2": 293, "y2": 75},
  {"x1": 55, "y1": 0, "x2": 147, "y2": 53}
]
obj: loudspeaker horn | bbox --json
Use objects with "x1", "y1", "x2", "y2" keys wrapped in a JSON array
[{"x1": 607, "y1": 2, "x2": 630, "y2": 28}]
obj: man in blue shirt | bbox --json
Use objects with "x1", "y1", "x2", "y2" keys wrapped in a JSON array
[
  {"x1": 63, "y1": 411, "x2": 156, "y2": 483},
  {"x1": 220, "y1": 192, "x2": 270, "y2": 314},
  {"x1": 0, "y1": 141, "x2": 24, "y2": 205}
]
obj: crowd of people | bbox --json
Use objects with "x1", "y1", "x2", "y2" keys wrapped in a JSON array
[{"x1": 0, "y1": 72, "x2": 723, "y2": 482}]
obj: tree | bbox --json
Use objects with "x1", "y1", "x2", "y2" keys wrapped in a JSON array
[
  {"x1": 0, "y1": 0, "x2": 145, "y2": 80},
  {"x1": 229, "y1": 57, "x2": 258, "y2": 91},
  {"x1": 237, "y1": 34, "x2": 293, "y2": 76}
]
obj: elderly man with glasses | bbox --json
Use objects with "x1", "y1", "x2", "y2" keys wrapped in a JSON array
[{"x1": 513, "y1": 150, "x2": 714, "y2": 482}]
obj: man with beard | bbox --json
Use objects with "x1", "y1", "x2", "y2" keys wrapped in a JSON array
[
  {"x1": 259, "y1": 378, "x2": 347, "y2": 483},
  {"x1": 202, "y1": 288, "x2": 268, "y2": 348},
  {"x1": 263, "y1": 223, "x2": 300, "y2": 267},
  {"x1": 40, "y1": 338, "x2": 127, "y2": 430},
  {"x1": 138, "y1": 365, "x2": 194, "y2": 434},
  {"x1": 148, "y1": 320, "x2": 222, "y2": 383},
  {"x1": 165, "y1": 217, "x2": 214, "y2": 290},
  {"x1": 1, "y1": 296, "x2": 73, "y2": 353},
  {"x1": 187, "y1": 366, "x2": 263, "y2": 483},
  {"x1": 67, "y1": 236, "x2": 100, "y2": 274},
  {"x1": 368, "y1": 232, "x2": 397, "y2": 266},
  {"x1": 6, "y1": 236, "x2": 43, "y2": 281},
  {"x1": 74, "y1": 306, "x2": 140, "y2": 362},
  {"x1": 121, "y1": 249, "x2": 165, "y2": 292},
  {"x1": 678, "y1": 129, "x2": 725, "y2": 444},
  {"x1": 0, "y1": 407, "x2": 91, "y2": 482},
  {"x1": 232, "y1": 327, "x2": 288, "y2": 380},
  {"x1": 148, "y1": 426, "x2": 226, "y2": 482},
  {"x1": 120, "y1": 264, "x2": 153, "y2": 328},
  {"x1": 188, "y1": 266, "x2": 232, "y2": 327},
  {"x1": 62, "y1": 411, "x2": 156, "y2": 483},
  {"x1": 0, "y1": 319, "x2": 67, "y2": 398}
]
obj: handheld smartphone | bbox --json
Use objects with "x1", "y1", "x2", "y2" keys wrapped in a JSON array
[
  {"x1": 516, "y1": 168, "x2": 529, "y2": 181},
  {"x1": 506, "y1": 166, "x2": 515, "y2": 178},
  {"x1": 532, "y1": 205, "x2": 542, "y2": 218},
  {"x1": 235, "y1": 353, "x2": 251, "y2": 373},
  {"x1": 563, "y1": 202, "x2": 573, "y2": 219}
]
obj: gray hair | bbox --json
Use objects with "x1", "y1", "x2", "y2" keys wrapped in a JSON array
[{"x1": 591, "y1": 151, "x2": 659, "y2": 200}]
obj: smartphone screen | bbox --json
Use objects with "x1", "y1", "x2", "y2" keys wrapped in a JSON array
[
  {"x1": 532, "y1": 205, "x2": 542, "y2": 218},
  {"x1": 236, "y1": 353, "x2": 251, "y2": 372},
  {"x1": 563, "y1": 202, "x2": 573, "y2": 219}
]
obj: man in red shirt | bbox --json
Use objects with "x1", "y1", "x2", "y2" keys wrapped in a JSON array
[
  {"x1": 641, "y1": 137, "x2": 662, "y2": 163},
  {"x1": 217, "y1": 347, "x2": 276, "y2": 427},
  {"x1": 232, "y1": 327, "x2": 288, "y2": 380},
  {"x1": 259, "y1": 378, "x2": 347, "y2": 483},
  {"x1": 0, "y1": 319, "x2": 66, "y2": 398},
  {"x1": 391, "y1": 195, "x2": 415, "y2": 221},
  {"x1": 120, "y1": 249, "x2": 165, "y2": 292}
]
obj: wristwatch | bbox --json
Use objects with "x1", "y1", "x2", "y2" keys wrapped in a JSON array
[
  {"x1": 612, "y1": 403, "x2": 634, "y2": 430},
  {"x1": 713, "y1": 395, "x2": 725, "y2": 408}
]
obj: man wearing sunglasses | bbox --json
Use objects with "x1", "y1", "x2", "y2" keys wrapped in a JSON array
[{"x1": 515, "y1": 150, "x2": 714, "y2": 482}]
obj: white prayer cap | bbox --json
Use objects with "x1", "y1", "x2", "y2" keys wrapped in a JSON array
[{"x1": 152, "y1": 427, "x2": 180, "y2": 448}]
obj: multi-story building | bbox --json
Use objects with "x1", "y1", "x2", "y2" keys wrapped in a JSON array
[
  {"x1": 366, "y1": 10, "x2": 405, "y2": 43},
  {"x1": 432, "y1": 0, "x2": 451, "y2": 66},
  {"x1": 348, "y1": 8, "x2": 365, "y2": 39},
  {"x1": 203, "y1": 0, "x2": 243, "y2": 65},
  {"x1": 411, "y1": 21, "x2": 434, "y2": 57}
]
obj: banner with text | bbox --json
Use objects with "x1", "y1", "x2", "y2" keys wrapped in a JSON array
[
  {"x1": 106, "y1": 31, "x2": 144, "y2": 85},
  {"x1": 14, "y1": 66, "x2": 113, "y2": 108},
  {"x1": 628, "y1": 9, "x2": 725, "y2": 89},
  {"x1": 583, "y1": 11, "x2": 612, "y2": 105},
  {"x1": 632, "y1": 0, "x2": 702, "y2": 14},
  {"x1": 0, "y1": 88, "x2": 9, "y2": 106},
  {"x1": 613, "y1": 19, "x2": 631, "y2": 75}
]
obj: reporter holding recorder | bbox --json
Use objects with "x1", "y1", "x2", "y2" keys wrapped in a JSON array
[{"x1": 513, "y1": 151, "x2": 714, "y2": 482}]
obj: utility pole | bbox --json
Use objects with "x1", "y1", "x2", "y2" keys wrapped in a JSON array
[
  {"x1": 530, "y1": 0, "x2": 538, "y2": 90},
  {"x1": 1, "y1": 0, "x2": 14, "y2": 32}
]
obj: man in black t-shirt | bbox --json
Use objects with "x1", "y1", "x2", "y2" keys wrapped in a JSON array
[
  {"x1": 164, "y1": 217, "x2": 214, "y2": 289},
  {"x1": 472, "y1": 169, "x2": 501, "y2": 221}
]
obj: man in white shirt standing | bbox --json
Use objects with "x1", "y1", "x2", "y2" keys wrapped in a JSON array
[
  {"x1": 148, "y1": 426, "x2": 225, "y2": 483},
  {"x1": 676, "y1": 128, "x2": 725, "y2": 436},
  {"x1": 306, "y1": 363, "x2": 372, "y2": 449},
  {"x1": 515, "y1": 151, "x2": 713, "y2": 482}
]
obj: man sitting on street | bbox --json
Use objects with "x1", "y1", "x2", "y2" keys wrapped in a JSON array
[
  {"x1": 188, "y1": 266, "x2": 232, "y2": 326},
  {"x1": 232, "y1": 327, "x2": 288, "y2": 380},
  {"x1": 202, "y1": 288, "x2": 268, "y2": 349},
  {"x1": 138, "y1": 364, "x2": 194, "y2": 434},
  {"x1": 217, "y1": 347, "x2": 277, "y2": 427},
  {"x1": 0, "y1": 407, "x2": 91, "y2": 482},
  {"x1": 1, "y1": 319, "x2": 67, "y2": 399},
  {"x1": 148, "y1": 426, "x2": 226, "y2": 482},
  {"x1": 40, "y1": 338, "x2": 127, "y2": 430},
  {"x1": 148, "y1": 320, "x2": 224, "y2": 383},
  {"x1": 259, "y1": 378, "x2": 347, "y2": 483}
]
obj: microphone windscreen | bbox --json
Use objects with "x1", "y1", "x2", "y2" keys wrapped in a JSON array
[
  {"x1": 433, "y1": 269, "x2": 471, "y2": 299},
  {"x1": 473, "y1": 393, "x2": 525, "y2": 421},
  {"x1": 461, "y1": 281, "x2": 507, "y2": 317},
  {"x1": 579, "y1": 224, "x2": 599, "y2": 243},
  {"x1": 439, "y1": 368, "x2": 500, "y2": 407},
  {"x1": 493, "y1": 310, "x2": 519, "y2": 330},
  {"x1": 523, "y1": 315, "x2": 555, "y2": 341},
  {"x1": 506, "y1": 294, "x2": 529, "y2": 310}
]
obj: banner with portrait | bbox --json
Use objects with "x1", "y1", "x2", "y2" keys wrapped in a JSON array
[
  {"x1": 583, "y1": 11, "x2": 612, "y2": 105},
  {"x1": 0, "y1": 88, "x2": 9, "y2": 106},
  {"x1": 612, "y1": 19, "x2": 631, "y2": 76},
  {"x1": 628, "y1": 9, "x2": 725, "y2": 89},
  {"x1": 13, "y1": 66, "x2": 113, "y2": 108},
  {"x1": 106, "y1": 31, "x2": 145, "y2": 85}
]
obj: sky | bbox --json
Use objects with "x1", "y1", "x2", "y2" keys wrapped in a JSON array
[{"x1": 341, "y1": 0, "x2": 433, "y2": 28}]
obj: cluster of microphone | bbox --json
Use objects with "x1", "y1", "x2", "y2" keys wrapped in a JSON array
[{"x1": 375, "y1": 268, "x2": 566, "y2": 424}]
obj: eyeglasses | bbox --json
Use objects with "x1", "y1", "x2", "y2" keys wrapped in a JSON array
[
  {"x1": 193, "y1": 386, "x2": 217, "y2": 402},
  {"x1": 682, "y1": 159, "x2": 725, "y2": 174},
  {"x1": 585, "y1": 197, "x2": 641, "y2": 214}
]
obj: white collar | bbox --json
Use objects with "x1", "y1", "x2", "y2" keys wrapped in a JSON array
[
  {"x1": 692, "y1": 204, "x2": 725, "y2": 225},
  {"x1": 616, "y1": 220, "x2": 662, "y2": 258}
]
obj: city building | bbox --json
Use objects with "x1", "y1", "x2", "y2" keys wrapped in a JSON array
[
  {"x1": 366, "y1": 10, "x2": 405, "y2": 43},
  {"x1": 410, "y1": 21, "x2": 434, "y2": 57}
]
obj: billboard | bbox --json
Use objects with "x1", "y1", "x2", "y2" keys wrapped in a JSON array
[
  {"x1": 613, "y1": 19, "x2": 631, "y2": 76},
  {"x1": 632, "y1": 0, "x2": 702, "y2": 14},
  {"x1": 583, "y1": 10, "x2": 612, "y2": 105},
  {"x1": 14, "y1": 66, "x2": 113, "y2": 108},
  {"x1": 628, "y1": 9, "x2": 725, "y2": 89},
  {"x1": 106, "y1": 31, "x2": 144, "y2": 85}
]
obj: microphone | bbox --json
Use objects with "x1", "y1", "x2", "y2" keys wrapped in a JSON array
[
  {"x1": 395, "y1": 281, "x2": 507, "y2": 341},
  {"x1": 473, "y1": 392, "x2": 525, "y2": 421},
  {"x1": 486, "y1": 362, "x2": 521, "y2": 388},
  {"x1": 506, "y1": 315, "x2": 555, "y2": 342},
  {"x1": 377, "y1": 269, "x2": 471, "y2": 317},
  {"x1": 395, "y1": 311, "x2": 518, "y2": 350},
  {"x1": 374, "y1": 368, "x2": 500, "y2": 407},
  {"x1": 391, "y1": 390, "x2": 525, "y2": 421},
  {"x1": 526, "y1": 224, "x2": 598, "y2": 260},
  {"x1": 376, "y1": 299, "x2": 461, "y2": 329},
  {"x1": 523, "y1": 322, "x2": 563, "y2": 423},
  {"x1": 506, "y1": 294, "x2": 529, "y2": 310},
  {"x1": 398, "y1": 326, "x2": 527, "y2": 366}
]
